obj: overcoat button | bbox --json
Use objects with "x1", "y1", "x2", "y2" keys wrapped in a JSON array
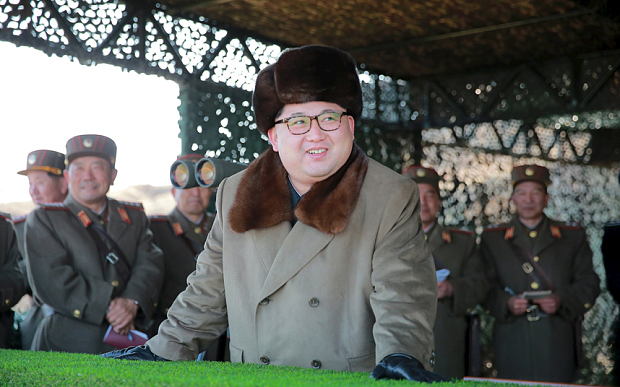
[
  {"x1": 259, "y1": 298, "x2": 270, "y2": 306},
  {"x1": 260, "y1": 356, "x2": 270, "y2": 365},
  {"x1": 533, "y1": 256, "x2": 540, "y2": 262},
  {"x1": 311, "y1": 359, "x2": 321, "y2": 369},
  {"x1": 584, "y1": 303, "x2": 591, "y2": 309},
  {"x1": 308, "y1": 297, "x2": 319, "y2": 307},
  {"x1": 73, "y1": 310, "x2": 81, "y2": 318},
  {"x1": 111, "y1": 280, "x2": 119, "y2": 287}
]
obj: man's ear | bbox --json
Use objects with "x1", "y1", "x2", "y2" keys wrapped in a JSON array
[
  {"x1": 267, "y1": 127, "x2": 279, "y2": 152},
  {"x1": 110, "y1": 169, "x2": 118, "y2": 186},
  {"x1": 59, "y1": 176, "x2": 68, "y2": 195},
  {"x1": 347, "y1": 115, "x2": 355, "y2": 135}
]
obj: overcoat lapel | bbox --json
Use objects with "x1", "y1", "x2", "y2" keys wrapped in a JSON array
[
  {"x1": 106, "y1": 200, "x2": 129, "y2": 243},
  {"x1": 257, "y1": 222, "x2": 335, "y2": 301},
  {"x1": 532, "y1": 216, "x2": 555, "y2": 256},
  {"x1": 426, "y1": 224, "x2": 444, "y2": 253},
  {"x1": 250, "y1": 221, "x2": 292, "y2": 275},
  {"x1": 508, "y1": 217, "x2": 532, "y2": 255}
]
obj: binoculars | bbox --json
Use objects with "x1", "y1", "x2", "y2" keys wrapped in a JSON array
[{"x1": 170, "y1": 158, "x2": 247, "y2": 189}]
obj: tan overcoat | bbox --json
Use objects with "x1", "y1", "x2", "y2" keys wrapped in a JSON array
[
  {"x1": 148, "y1": 146, "x2": 438, "y2": 372},
  {"x1": 25, "y1": 195, "x2": 164, "y2": 354}
]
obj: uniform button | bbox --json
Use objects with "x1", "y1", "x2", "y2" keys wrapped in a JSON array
[
  {"x1": 111, "y1": 280, "x2": 119, "y2": 287},
  {"x1": 260, "y1": 356, "x2": 270, "y2": 365},
  {"x1": 529, "y1": 231, "x2": 537, "y2": 238},
  {"x1": 4, "y1": 299, "x2": 10, "y2": 305},
  {"x1": 73, "y1": 309, "x2": 81, "y2": 318},
  {"x1": 466, "y1": 308, "x2": 472, "y2": 313},
  {"x1": 311, "y1": 359, "x2": 321, "y2": 369},
  {"x1": 531, "y1": 282, "x2": 539, "y2": 290},
  {"x1": 194, "y1": 227, "x2": 201, "y2": 234},
  {"x1": 584, "y1": 303, "x2": 591, "y2": 309},
  {"x1": 164, "y1": 308, "x2": 169, "y2": 314},
  {"x1": 154, "y1": 302, "x2": 158, "y2": 307},
  {"x1": 308, "y1": 297, "x2": 319, "y2": 307},
  {"x1": 259, "y1": 298, "x2": 270, "y2": 306},
  {"x1": 533, "y1": 256, "x2": 540, "y2": 262},
  {"x1": 424, "y1": 234, "x2": 428, "y2": 241}
]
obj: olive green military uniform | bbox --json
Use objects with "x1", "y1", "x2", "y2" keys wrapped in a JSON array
[
  {"x1": 481, "y1": 216, "x2": 600, "y2": 382},
  {"x1": 25, "y1": 194, "x2": 164, "y2": 354},
  {"x1": 427, "y1": 224, "x2": 487, "y2": 378},
  {"x1": 0, "y1": 213, "x2": 26, "y2": 348},
  {"x1": 148, "y1": 207, "x2": 214, "y2": 332}
]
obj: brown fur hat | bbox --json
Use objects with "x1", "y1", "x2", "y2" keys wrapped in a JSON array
[{"x1": 253, "y1": 45, "x2": 363, "y2": 135}]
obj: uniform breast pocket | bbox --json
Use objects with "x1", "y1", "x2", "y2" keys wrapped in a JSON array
[{"x1": 229, "y1": 343, "x2": 244, "y2": 364}]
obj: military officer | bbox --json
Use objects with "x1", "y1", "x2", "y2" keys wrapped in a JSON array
[
  {"x1": 403, "y1": 165, "x2": 488, "y2": 378},
  {"x1": 14, "y1": 149, "x2": 68, "y2": 350},
  {"x1": 25, "y1": 134, "x2": 164, "y2": 354},
  {"x1": 0, "y1": 212, "x2": 26, "y2": 349},
  {"x1": 148, "y1": 153, "x2": 224, "y2": 360},
  {"x1": 103, "y1": 45, "x2": 444, "y2": 382},
  {"x1": 481, "y1": 164, "x2": 600, "y2": 383}
]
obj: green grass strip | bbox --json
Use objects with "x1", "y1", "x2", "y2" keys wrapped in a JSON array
[{"x1": 1, "y1": 349, "x2": 508, "y2": 386}]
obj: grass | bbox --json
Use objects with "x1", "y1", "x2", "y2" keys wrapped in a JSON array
[{"x1": 0, "y1": 349, "x2": 505, "y2": 386}]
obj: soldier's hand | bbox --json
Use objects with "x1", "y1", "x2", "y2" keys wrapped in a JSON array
[
  {"x1": 107, "y1": 298, "x2": 138, "y2": 334},
  {"x1": 508, "y1": 296, "x2": 528, "y2": 316},
  {"x1": 437, "y1": 280, "x2": 453, "y2": 299},
  {"x1": 533, "y1": 294, "x2": 561, "y2": 314},
  {"x1": 370, "y1": 354, "x2": 448, "y2": 382}
]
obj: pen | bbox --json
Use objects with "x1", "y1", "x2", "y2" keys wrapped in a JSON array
[
  {"x1": 128, "y1": 332, "x2": 133, "y2": 341},
  {"x1": 504, "y1": 286, "x2": 523, "y2": 298}
]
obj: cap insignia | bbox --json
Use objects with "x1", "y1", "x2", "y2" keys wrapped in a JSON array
[
  {"x1": 525, "y1": 168, "x2": 534, "y2": 176},
  {"x1": 28, "y1": 154, "x2": 37, "y2": 165},
  {"x1": 416, "y1": 169, "x2": 426, "y2": 177},
  {"x1": 83, "y1": 139, "x2": 93, "y2": 148}
]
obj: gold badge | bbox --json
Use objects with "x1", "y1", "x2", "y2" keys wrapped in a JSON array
[
  {"x1": 529, "y1": 230, "x2": 537, "y2": 238},
  {"x1": 416, "y1": 169, "x2": 426, "y2": 177},
  {"x1": 28, "y1": 154, "x2": 37, "y2": 165},
  {"x1": 525, "y1": 167, "x2": 534, "y2": 176},
  {"x1": 531, "y1": 282, "x2": 539, "y2": 290},
  {"x1": 83, "y1": 138, "x2": 93, "y2": 148},
  {"x1": 194, "y1": 227, "x2": 202, "y2": 234}
]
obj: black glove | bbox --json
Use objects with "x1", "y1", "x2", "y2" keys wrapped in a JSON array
[
  {"x1": 99, "y1": 345, "x2": 169, "y2": 361},
  {"x1": 370, "y1": 354, "x2": 449, "y2": 382}
]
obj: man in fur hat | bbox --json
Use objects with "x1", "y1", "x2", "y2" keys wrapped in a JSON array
[{"x1": 103, "y1": 45, "x2": 442, "y2": 382}]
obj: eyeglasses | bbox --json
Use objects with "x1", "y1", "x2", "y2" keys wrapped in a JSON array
[{"x1": 274, "y1": 111, "x2": 348, "y2": 135}]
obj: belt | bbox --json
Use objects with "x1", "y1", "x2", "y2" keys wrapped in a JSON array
[{"x1": 526, "y1": 304, "x2": 548, "y2": 322}]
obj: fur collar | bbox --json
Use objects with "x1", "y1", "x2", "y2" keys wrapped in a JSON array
[{"x1": 229, "y1": 143, "x2": 368, "y2": 234}]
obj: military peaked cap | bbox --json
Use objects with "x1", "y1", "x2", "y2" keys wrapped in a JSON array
[
  {"x1": 512, "y1": 164, "x2": 550, "y2": 188},
  {"x1": 66, "y1": 134, "x2": 117, "y2": 167},
  {"x1": 402, "y1": 165, "x2": 441, "y2": 193},
  {"x1": 17, "y1": 150, "x2": 65, "y2": 176}
]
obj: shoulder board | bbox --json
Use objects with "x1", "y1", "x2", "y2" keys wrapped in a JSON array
[
  {"x1": 39, "y1": 203, "x2": 70, "y2": 211},
  {"x1": 0, "y1": 212, "x2": 11, "y2": 221},
  {"x1": 483, "y1": 225, "x2": 507, "y2": 233},
  {"x1": 448, "y1": 229, "x2": 474, "y2": 236},
  {"x1": 117, "y1": 201, "x2": 144, "y2": 211},
  {"x1": 558, "y1": 222, "x2": 583, "y2": 231},
  {"x1": 604, "y1": 220, "x2": 620, "y2": 227},
  {"x1": 148, "y1": 215, "x2": 169, "y2": 222},
  {"x1": 12, "y1": 214, "x2": 27, "y2": 224}
]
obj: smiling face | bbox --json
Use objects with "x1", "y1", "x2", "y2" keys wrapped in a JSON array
[
  {"x1": 65, "y1": 156, "x2": 117, "y2": 211},
  {"x1": 267, "y1": 101, "x2": 355, "y2": 194},
  {"x1": 511, "y1": 181, "x2": 549, "y2": 225}
]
